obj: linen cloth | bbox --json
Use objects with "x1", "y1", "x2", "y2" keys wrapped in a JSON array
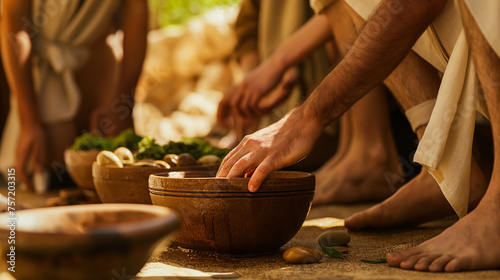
[
  {"x1": 315, "y1": 0, "x2": 498, "y2": 217},
  {"x1": 0, "y1": 0, "x2": 120, "y2": 187}
]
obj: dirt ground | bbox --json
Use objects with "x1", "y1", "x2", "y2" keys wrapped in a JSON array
[{"x1": 1, "y1": 187, "x2": 500, "y2": 280}]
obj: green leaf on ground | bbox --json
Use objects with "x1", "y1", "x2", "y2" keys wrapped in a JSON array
[
  {"x1": 361, "y1": 258, "x2": 387, "y2": 264},
  {"x1": 320, "y1": 244, "x2": 346, "y2": 259}
]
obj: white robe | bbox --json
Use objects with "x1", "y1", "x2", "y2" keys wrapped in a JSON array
[{"x1": 0, "y1": 0, "x2": 120, "y2": 189}]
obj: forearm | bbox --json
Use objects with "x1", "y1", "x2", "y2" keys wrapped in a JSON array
[
  {"x1": 239, "y1": 51, "x2": 259, "y2": 75},
  {"x1": 116, "y1": 0, "x2": 148, "y2": 105},
  {"x1": 300, "y1": 0, "x2": 446, "y2": 128},
  {"x1": 0, "y1": 0, "x2": 40, "y2": 126},
  {"x1": 268, "y1": 15, "x2": 333, "y2": 74}
]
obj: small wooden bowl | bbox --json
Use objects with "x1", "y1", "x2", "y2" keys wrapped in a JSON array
[
  {"x1": 92, "y1": 164, "x2": 219, "y2": 204},
  {"x1": 64, "y1": 149, "x2": 101, "y2": 191},
  {"x1": 149, "y1": 171, "x2": 315, "y2": 255},
  {"x1": 0, "y1": 204, "x2": 179, "y2": 280}
]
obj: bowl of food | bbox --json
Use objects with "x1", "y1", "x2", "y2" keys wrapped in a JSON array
[
  {"x1": 149, "y1": 171, "x2": 315, "y2": 255},
  {"x1": 64, "y1": 129, "x2": 142, "y2": 194},
  {"x1": 93, "y1": 137, "x2": 229, "y2": 204},
  {"x1": 0, "y1": 204, "x2": 179, "y2": 280}
]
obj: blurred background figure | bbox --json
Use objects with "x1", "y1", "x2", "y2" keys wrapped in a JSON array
[
  {"x1": 216, "y1": 0, "x2": 334, "y2": 153},
  {"x1": 0, "y1": 0, "x2": 148, "y2": 192}
]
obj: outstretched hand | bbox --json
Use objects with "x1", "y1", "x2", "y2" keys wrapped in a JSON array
[
  {"x1": 216, "y1": 108, "x2": 323, "y2": 192},
  {"x1": 229, "y1": 59, "x2": 291, "y2": 118}
]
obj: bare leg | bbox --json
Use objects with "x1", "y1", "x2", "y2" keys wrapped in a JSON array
[
  {"x1": 313, "y1": 1, "x2": 401, "y2": 204},
  {"x1": 344, "y1": 3, "x2": 487, "y2": 228},
  {"x1": 387, "y1": 1, "x2": 500, "y2": 271}
]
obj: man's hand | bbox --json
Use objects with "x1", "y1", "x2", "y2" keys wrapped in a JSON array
[
  {"x1": 217, "y1": 108, "x2": 323, "y2": 192},
  {"x1": 230, "y1": 57, "x2": 286, "y2": 117},
  {"x1": 15, "y1": 123, "x2": 47, "y2": 191},
  {"x1": 259, "y1": 66, "x2": 300, "y2": 112}
]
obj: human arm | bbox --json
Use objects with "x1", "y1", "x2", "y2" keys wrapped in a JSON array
[
  {"x1": 231, "y1": 14, "x2": 333, "y2": 117},
  {"x1": 218, "y1": 14, "x2": 332, "y2": 142},
  {"x1": 217, "y1": 0, "x2": 446, "y2": 191},
  {"x1": 94, "y1": 0, "x2": 148, "y2": 136},
  {"x1": 1, "y1": 0, "x2": 47, "y2": 190}
]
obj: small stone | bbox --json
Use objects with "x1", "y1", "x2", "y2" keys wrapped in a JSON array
[
  {"x1": 283, "y1": 247, "x2": 323, "y2": 264},
  {"x1": 317, "y1": 231, "x2": 351, "y2": 246}
]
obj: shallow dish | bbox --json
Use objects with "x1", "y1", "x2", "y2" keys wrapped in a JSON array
[
  {"x1": 0, "y1": 204, "x2": 178, "y2": 280},
  {"x1": 93, "y1": 164, "x2": 219, "y2": 204},
  {"x1": 149, "y1": 171, "x2": 315, "y2": 255}
]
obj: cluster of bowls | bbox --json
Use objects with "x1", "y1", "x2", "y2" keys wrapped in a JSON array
[
  {"x1": 65, "y1": 148, "x2": 316, "y2": 255},
  {"x1": 30, "y1": 149, "x2": 316, "y2": 280}
]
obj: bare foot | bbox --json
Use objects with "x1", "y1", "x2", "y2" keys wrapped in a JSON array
[
  {"x1": 387, "y1": 195, "x2": 500, "y2": 272},
  {"x1": 345, "y1": 159, "x2": 487, "y2": 229},
  {"x1": 313, "y1": 142, "x2": 402, "y2": 204}
]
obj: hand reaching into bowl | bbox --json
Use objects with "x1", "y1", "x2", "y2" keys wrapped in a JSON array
[{"x1": 217, "y1": 107, "x2": 323, "y2": 192}]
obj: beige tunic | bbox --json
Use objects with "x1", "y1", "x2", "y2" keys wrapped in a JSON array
[
  {"x1": 0, "y1": 0, "x2": 120, "y2": 187},
  {"x1": 312, "y1": 0, "x2": 498, "y2": 218}
]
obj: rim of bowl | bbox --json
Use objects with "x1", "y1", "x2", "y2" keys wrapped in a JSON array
[
  {"x1": 149, "y1": 170, "x2": 315, "y2": 193},
  {"x1": 0, "y1": 204, "x2": 178, "y2": 249}
]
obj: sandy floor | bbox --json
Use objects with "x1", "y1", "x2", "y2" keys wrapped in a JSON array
[{"x1": 1, "y1": 186, "x2": 500, "y2": 280}]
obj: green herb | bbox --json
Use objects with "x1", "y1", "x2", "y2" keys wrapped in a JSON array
[
  {"x1": 111, "y1": 128, "x2": 142, "y2": 150},
  {"x1": 136, "y1": 136, "x2": 165, "y2": 160},
  {"x1": 71, "y1": 133, "x2": 114, "y2": 151},
  {"x1": 71, "y1": 129, "x2": 142, "y2": 151},
  {"x1": 361, "y1": 258, "x2": 387, "y2": 264},
  {"x1": 136, "y1": 137, "x2": 230, "y2": 160},
  {"x1": 320, "y1": 244, "x2": 346, "y2": 259}
]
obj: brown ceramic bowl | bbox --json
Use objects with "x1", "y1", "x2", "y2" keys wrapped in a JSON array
[
  {"x1": 149, "y1": 171, "x2": 315, "y2": 255},
  {"x1": 64, "y1": 149, "x2": 101, "y2": 191},
  {"x1": 0, "y1": 204, "x2": 178, "y2": 280},
  {"x1": 93, "y1": 164, "x2": 219, "y2": 204}
]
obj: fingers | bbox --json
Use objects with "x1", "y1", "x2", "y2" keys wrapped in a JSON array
[
  {"x1": 248, "y1": 158, "x2": 276, "y2": 192},
  {"x1": 259, "y1": 85, "x2": 292, "y2": 112},
  {"x1": 217, "y1": 138, "x2": 248, "y2": 178}
]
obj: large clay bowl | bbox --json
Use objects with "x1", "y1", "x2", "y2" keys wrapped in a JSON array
[
  {"x1": 64, "y1": 149, "x2": 101, "y2": 191},
  {"x1": 0, "y1": 204, "x2": 179, "y2": 280},
  {"x1": 93, "y1": 164, "x2": 219, "y2": 204},
  {"x1": 149, "y1": 171, "x2": 315, "y2": 255}
]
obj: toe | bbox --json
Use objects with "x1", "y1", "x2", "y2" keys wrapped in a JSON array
[
  {"x1": 387, "y1": 246, "x2": 423, "y2": 268},
  {"x1": 386, "y1": 252, "x2": 403, "y2": 267},
  {"x1": 400, "y1": 254, "x2": 425, "y2": 270},
  {"x1": 428, "y1": 255, "x2": 454, "y2": 272},
  {"x1": 414, "y1": 255, "x2": 440, "y2": 271},
  {"x1": 444, "y1": 256, "x2": 473, "y2": 272}
]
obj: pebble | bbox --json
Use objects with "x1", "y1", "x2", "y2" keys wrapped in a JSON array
[
  {"x1": 317, "y1": 231, "x2": 351, "y2": 246},
  {"x1": 283, "y1": 247, "x2": 323, "y2": 264}
]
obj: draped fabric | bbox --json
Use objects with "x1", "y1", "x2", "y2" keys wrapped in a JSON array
[
  {"x1": 325, "y1": 0, "x2": 497, "y2": 218},
  {"x1": 0, "y1": 0, "x2": 120, "y2": 183}
]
